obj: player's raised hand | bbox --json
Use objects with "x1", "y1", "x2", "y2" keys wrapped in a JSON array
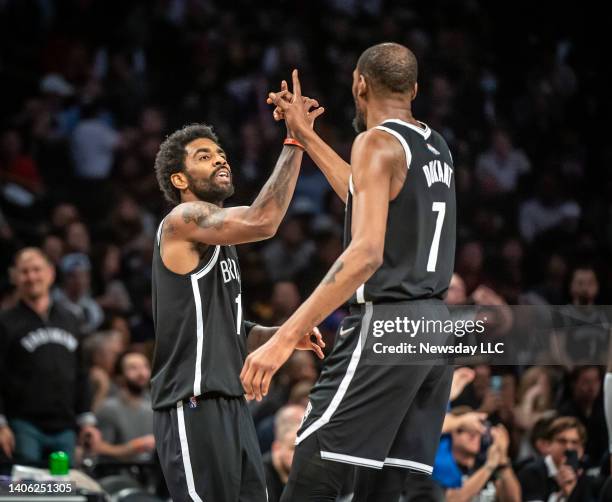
[
  {"x1": 267, "y1": 70, "x2": 324, "y2": 138},
  {"x1": 295, "y1": 326, "x2": 326, "y2": 359},
  {"x1": 268, "y1": 79, "x2": 322, "y2": 129}
]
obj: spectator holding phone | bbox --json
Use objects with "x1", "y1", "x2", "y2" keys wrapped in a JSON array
[
  {"x1": 517, "y1": 416, "x2": 593, "y2": 501},
  {"x1": 432, "y1": 406, "x2": 521, "y2": 501}
]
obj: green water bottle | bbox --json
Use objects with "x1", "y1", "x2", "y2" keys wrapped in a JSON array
[{"x1": 49, "y1": 451, "x2": 70, "y2": 475}]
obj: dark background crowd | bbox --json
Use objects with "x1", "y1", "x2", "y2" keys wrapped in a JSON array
[{"x1": 0, "y1": 0, "x2": 610, "y2": 500}]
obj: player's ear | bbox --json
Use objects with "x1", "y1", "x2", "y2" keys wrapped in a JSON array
[
  {"x1": 170, "y1": 171, "x2": 189, "y2": 191},
  {"x1": 412, "y1": 82, "x2": 418, "y2": 101},
  {"x1": 357, "y1": 74, "x2": 368, "y2": 98}
]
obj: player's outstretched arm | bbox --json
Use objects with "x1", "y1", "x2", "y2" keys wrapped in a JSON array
[
  {"x1": 167, "y1": 144, "x2": 302, "y2": 245},
  {"x1": 268, "y1": 71, "x2": 351, "y2": 202},
  {"x1": 240, "y1": 129, "x2": 401, "y2": 401}
]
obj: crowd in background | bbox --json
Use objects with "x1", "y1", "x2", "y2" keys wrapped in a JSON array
[{"x1": 0, "y1": 0, "x2": 610, "y2": 500}]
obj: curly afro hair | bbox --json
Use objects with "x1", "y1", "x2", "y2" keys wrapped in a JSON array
[{"x1": 154, "y1": 123, "x2": 219, "y2": 205}]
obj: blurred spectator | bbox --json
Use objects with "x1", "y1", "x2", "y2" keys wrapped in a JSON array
[
  {"x1": 476, "y1": 129, "x2": 530, "y2": 195},
  {"x1": 262, "y1": 404, "x2": 305, "y2": 502},
  {"x1": 50, "y1": 203, "x2": 80, "y2": 235},
  {"x1": 64, "y1": 221, "x2": 91, "y2": 255},
  {"x1": 261, "y1": 217, "x2": 315, "y2": 282},
  {"x1": 0, "y1": 248, "x2": 98, "y2": 464},
  {"x1": 53, "y1": 253, "x2": 104, "y2": 334},
  {"x1": 70, "y1": 101, "x2": 120, "y2": 181},
  {"x1": 41, "y1": 234, "x2": 65, "y2": 267},
  {"x1": 443, "y1": 368, "x2": 488, "y2": 436},
  {"x1": 433, "y1": 407, "x2": 521, "y2": 501},
  {"x1": 107, "y1": 194, "x2": 155, "y2": 250},
  {"x1": 518, "y1": 416, "x2": 593, "y2": 501},
  {"x1": 83, "y1": 331, "x2": 126, "y2": 411},
  {"x1": 91, "y1": 244, "x2": 132, "y2": 314},
  {"x1": 518, "y1": 172, "x2": 581, "y2": 243},
  {"x1": 569, "y1": 265, "x2": 599, "y2": 306},
  {"x1": 455, "y1": 242, "x2": 486, "y2": 295},
  {"x1": 94, "y1": 351, "x2": 154, "y2": 462},
  {"x1": 557, "y1": 366, "x2": 608, "y2": 467},
  {"x1": 0, "y1": 129, "x2": 44, "y2": 194},
  {"x1": 296, "y1": 221, "x2": 343, "y2": 298},
  {"x1": 514, "y1": 368, "x2": 556, "y2": 453},
  {"x1": 269, "y1": 281, "x2": 301, "y2": 325}
]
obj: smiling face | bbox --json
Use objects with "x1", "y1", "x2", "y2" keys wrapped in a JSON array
[
  {"x1": 171, "y1": 137, "x2": 234, "y2": 204},
  {"x1": 13, "y1": 250, "x2": 55, "y2": 302}
]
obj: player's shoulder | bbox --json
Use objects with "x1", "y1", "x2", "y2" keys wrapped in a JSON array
[
  {"x1": 166, "y1": 200, "x2": 220, "y2": 229},
  {"x1": 352, "y1": 128, "x2": 404, "y2": 162}
]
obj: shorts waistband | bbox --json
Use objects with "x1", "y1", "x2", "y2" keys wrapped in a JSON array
[
  {"x1": 180, "y1": 392, "x2": 242, "y2": 405},
  {"x1": 349, "y1": 298, "x2": 445, "y2": 315}
]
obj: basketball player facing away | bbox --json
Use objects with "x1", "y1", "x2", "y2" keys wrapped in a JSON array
[
  {"x1": 151, "y1": 75, "x2": 326, "y2": 502},
  {"x1": 241, "y1": 43, "x2": 457, "y2": 501}
]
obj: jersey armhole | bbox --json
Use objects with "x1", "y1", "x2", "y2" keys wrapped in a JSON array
[{"x1": 374, "y1": 125, "x2": 412, "y2": 171}]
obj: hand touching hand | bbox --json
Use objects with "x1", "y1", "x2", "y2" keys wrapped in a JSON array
[{"x1": 267, "y1": 70, "x2": 324, "y2": 140}]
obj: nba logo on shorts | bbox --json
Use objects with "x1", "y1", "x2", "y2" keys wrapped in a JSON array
[{"x1": 188, "y1": 396, "x2": 198, "y2": 409}]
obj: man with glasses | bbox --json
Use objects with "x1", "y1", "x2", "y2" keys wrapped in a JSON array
[{"x1": 518, "y1": 416, "x2": 593, "y2": 501}]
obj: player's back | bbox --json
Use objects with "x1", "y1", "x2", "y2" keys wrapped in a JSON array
[
  {"x1": 150, "y1": 218, "x2": 247, "y2": 410},
  {"x1": 345, "y1": 119, "x2": 456, "y2": 304}
]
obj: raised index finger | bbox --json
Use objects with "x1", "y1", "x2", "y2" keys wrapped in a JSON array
[{"x1": 291, "y1": 69, "x2": 302, "y2": 100}]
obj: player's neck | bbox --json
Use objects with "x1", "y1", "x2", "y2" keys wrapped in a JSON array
[
  {"x1": 366, "y1": 99, "x2": 420, "y2": 130},
  {"x1": 181, "y1": 193, "x2": 224, "y2": 207}
]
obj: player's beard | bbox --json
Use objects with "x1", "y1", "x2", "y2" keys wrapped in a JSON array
[
  {"x1": 352, "y1": 103, "x2": 366, "y2": 133},
  {"x1": 185, "y1": 167, "x2": 234, "y2": 204}
]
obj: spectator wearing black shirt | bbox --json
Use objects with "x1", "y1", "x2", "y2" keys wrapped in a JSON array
[
  {"x1": 518, "y1": 416, "x2": 593, "y2": 501},
  {"x1": 0, "y1": 248, "x2": 98, "y2": 465},
  {"x1": 558, "y1": 366, "x2": 607, "y2": 467}
]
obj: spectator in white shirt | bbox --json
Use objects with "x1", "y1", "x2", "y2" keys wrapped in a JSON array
[{"x1": 476, "y1": 129, "x2": 530, "y2": 194}]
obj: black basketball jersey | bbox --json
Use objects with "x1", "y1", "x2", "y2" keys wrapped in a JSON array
[
  {"x1": 344, "y1": 119, "x2": 456, "y2": 304},
  {"x1": 150, "y1": 218, "x2": 247, "y2": 410}
]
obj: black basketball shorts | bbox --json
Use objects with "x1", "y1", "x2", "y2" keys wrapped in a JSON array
[
  {"x1": 296, "y1": 299, "x2": 453, "y2": 475},
  {"x1": 153, "y1": 394, "x2": 267, "y2": 502}
]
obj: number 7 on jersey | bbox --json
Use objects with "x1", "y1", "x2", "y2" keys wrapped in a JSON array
[{"x1": 427, "y1": 202, "x2": 446, "y2": 272}]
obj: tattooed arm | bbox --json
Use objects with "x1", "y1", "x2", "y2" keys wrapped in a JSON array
[
  {"x1": 241, "y1": 129, "x2": 401, "y2": 400},
  {"x1": 166, "y1": 145, "x2": 303, "y2": 246}
]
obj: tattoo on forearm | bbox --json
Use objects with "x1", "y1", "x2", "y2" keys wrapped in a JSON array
[
  {"x1": 322, "y1": 260, "x2": 344, "y2": 285},
  {"x1": 182, "y1": 202, "x2": 226, "y2": 230},
  {"x1": 252, "y1": 147, "x2": 301, "y2": 211}
]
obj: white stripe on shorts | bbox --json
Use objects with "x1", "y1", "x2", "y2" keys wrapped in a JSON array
[
  {"x1": 176, "y1": 401, "x2": 204, "y2": 502},
  {"x1": 295, "y1": 302, "x2": 373, "y2": 445}
]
